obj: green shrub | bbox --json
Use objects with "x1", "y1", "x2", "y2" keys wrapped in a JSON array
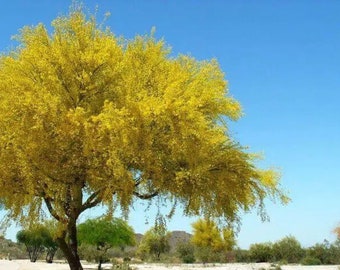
[
  {"x1": 249, "y1": 242, "x2": 273, "y2": 262},
  {"x1": 306, "y1": 239, "x2": 340, "y2": 265},
  {"x1": 234, "y1": 248, "x2": 250, "y2": 262},
  {"x1": 176, "y1": 241, "x2": 195, "y2": 263},
  {"x1": 301, "y1": 256, "x2": 322, "y2": 265},
  {"x1": 272, "y1": 236, "x2": 304, "y2": 263},
  {"x1": 306, "y1": 241, "x2": 330, "y2": 264},
  {"x1": 277, "y1": 259, "x2": 288, "y2": 265},
  {"x1": 328, "y1": 240, "x2": 340, "y2": 264}
]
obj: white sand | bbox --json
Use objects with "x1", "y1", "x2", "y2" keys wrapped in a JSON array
[{"x1": 0, "y1": 260, "x2": 339, "y2": 270}]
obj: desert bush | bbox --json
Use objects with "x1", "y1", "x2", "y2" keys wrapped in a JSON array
[
  {"x1": 249, "y1": 242, "x2": 273, "y2": 262},
  {"x1": 328, "y1": 240, "x2": 340, "y2": 264},
  {"x1": 194, "y1": 246, "x2": 223, "y2": 263},
  {"x1": 306, "y1": 239, "x2": 340, "y2": 265},
  {"x1": 137, "y1": 224, "x2": 171, "y2": 261},
  {"x1": 306, "y1": 241, "x2": 331, "y2": 264},
  {"x1": 176, "y1": 241, "x2": 195, "y2": 263},
  {"x1": 272, "y1": 236, "x2": 304, "y2": 263},
  {"x1": 234, "y1": 248, "x2": 250, "y2": 262},
  {"x1": 300, "y1": 256, "x2": 322, "y2": 265},
  {"x1": 78, "y1": 244, "x2": 110, "y2": 263}
]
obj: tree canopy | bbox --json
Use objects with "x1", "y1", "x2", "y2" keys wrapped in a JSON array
[
  {"x1": 16, "y1": 225, "x2": 57, "y2": 263},
  {"x1": 78, "y1": 218, "x2": 135, "y2": 248},
  {"x1": 78, "y1": 218, "x2": 135, "y2": 269},
  {"x1": 191, "y1": 219, "x2": 236, "y2": 263},
  {"x1": 0, "y1": 6, "x2": 288, "y2": 270},
  {"x1": 137, "y1": 224, "x2": 171, "y2": 260}
]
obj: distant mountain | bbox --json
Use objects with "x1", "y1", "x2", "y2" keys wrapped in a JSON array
[
  {"x1": 134, "y1": 233, "x2": 143, "y2": 244},
  {"x1": 0, "y1": 236, "x2": 26, "y2": 259},
  {"x1": 169, "y1": 230, "x2": 192, "y2": 252},
  {"x1": 134, "y1": 230, "x2": 192, "y2": 252}
]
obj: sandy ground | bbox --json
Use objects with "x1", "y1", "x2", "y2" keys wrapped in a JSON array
[{"x1": 0, "y1": 260, "x2": 339, "y2": 270}]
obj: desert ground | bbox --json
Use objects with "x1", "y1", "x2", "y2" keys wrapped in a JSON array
[{"x1": 0, "y1": 260, "x2": 340, "y2": 270}]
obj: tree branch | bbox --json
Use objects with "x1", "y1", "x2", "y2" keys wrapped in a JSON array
[
  {"x1": 133, "y1": 190, "x2": 159, "y2": 200},
  {"x1": 43, "y1": 197, "x2": 67, "y2": 223},
  {"x1": 81, "y1": 188, "x2": 105, "y2": 211}
]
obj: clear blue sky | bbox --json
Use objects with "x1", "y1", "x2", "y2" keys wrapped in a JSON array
[{"x1": 1, "y1": 0, "x2": 340, "y2": 249}]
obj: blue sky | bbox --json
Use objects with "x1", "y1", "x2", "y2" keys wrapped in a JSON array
[{"x1": 1, "y1": 0, "x2": 340, "y2": 249}]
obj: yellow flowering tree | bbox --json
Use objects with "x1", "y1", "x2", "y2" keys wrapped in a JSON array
[
  {"x1": 191, "y1": 219, "x2": 236, "y2": 262},
  {"x1": 0, "y1": 8, "x2": 288, "y2": 270}
]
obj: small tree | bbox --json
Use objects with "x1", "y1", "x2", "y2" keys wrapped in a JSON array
[
  {"x1": 43, "y1": 235, "x2": 58, "y2": 263},
  {"x1": 191, "y1": 219, "x2": 236, "y2": 263},
  {"x1": 137, "y1": 223, "x2": 171, "y2": 261},
  {"x1": 306, "y1": 239, "x2": 340, "y2": 265},
  {"x1": 16, "y1": 227, "x2": 45, "y2": 262},
  {"x1": 272, "y1": 236, "x2": 304, "y2": 263},
  {"x1": 329, "y1": 239, "x2": 340, "y2": 264},
  {"x1": 249, "y1": 242, "x2": 273, "y2": 262},
  {"x1": 176, "y1": 241, "x2": 195, "y2": 263},
  {"x1": 78, "y1": 218, "x2": 135, "y2": 270},
  {"x1": 16, "y1": 224, "x2": 58, "y2": 263}
]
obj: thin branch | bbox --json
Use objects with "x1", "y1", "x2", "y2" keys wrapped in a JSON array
[
  {"x1": 133, "y1": 190, "x2": 159, "y2": 200},
  {"x1": 134, "y1": 176, "x2": 143, "y2": 187},
  {"x1": 81, "y1": 188, "x2": 105, "y2": 211},
  {"x1": 43, "y1": 197, "x2": 67, "y2": 223}
]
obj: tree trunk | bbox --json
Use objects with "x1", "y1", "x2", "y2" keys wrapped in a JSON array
[
  {"x1": 98, "y1": 258, "x2": 103, "y2": 270},
  {"x1": 46, "y1": 249, "x2": 56, "y2": 264},
  {"x1": 57, "y1": 237, "x2": 83, "y2": 270},
  {"x1": 56, "y1": 220, "x2": 83, "y2": 270}
]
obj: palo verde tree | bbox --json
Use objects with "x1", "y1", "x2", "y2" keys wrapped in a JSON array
[
  {"x1": 0, "y1": 5, "x2": 288, "y2": 270},
  {"x1": 16, "y1": 226, "x2": 45, "y2": 262},
  {"x1": 191, "y1": 219, "x2": 236, "y2": 263},
  {"x1": 137, "y1": 222, "x2": 171, "y2": 261},
  {"x1": 16, "y1": 224, "x2": 58, "y2": 263},
  {"x1": 78, "y1": 218, "x2": 135, "y2": 270},
  {"x1": 42, "y1": 220, "x2": 59, "y2": 263}
]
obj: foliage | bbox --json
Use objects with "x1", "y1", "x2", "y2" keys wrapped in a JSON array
[
  {"x1": 137, "y1": 223, "x2": 171, "y2": 261},
  {"x1": 234, "y1": 248, "x2": 250, "y2": 263},
  {"x1": 305, "y1": 239, "x2": 340, "y2": 265},
  {"x1": 41, "y1": 220, "x2": 59, "y2": 263},
  {"x1": 16, "y1": 223, "x2": 58, "y2": 263},
  {"x1": 191, "y1": 219, "x2": 236, "y2": 263},
  {"x1": 249, "y1": 242, "x2": 273, "y2": 262},
  {"x1": 300, "y1": 256, "x2": 322, "y2": 265},
  {"x1": 333, "y1": 226, "x2": 340, "y2": 239},
  {"x1": 78, "y1": 217, "x2": 135, "y2": 270},
  {"x1": 272, "y1": 236, "x2": 304, "y2": 263},
  {"x1": 176, "y1": 241, "x2": 195, "y2": 263},
  {"x1": 0, "y1": 5, "x2": 287, "y2": 270},
  {"x1": 78, "y1": 218, "x2": 135, "y2": 249},
  {"x1": 16, "y1": 226, "x2": 45, "y2": 262},
  {"x1": 328, "y1": 240, "x2": 340, "y2": 264}
]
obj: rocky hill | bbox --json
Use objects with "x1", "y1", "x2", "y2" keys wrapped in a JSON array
[
  {"x1": 0, "y1": 236, "x2": 26, "y2": 259},
  {"x1": 134, "y1": 230, "x2": 192, "y2": 252},
  {"x1": 168, "y1": 231, "x2": 192, "y2": 252}
]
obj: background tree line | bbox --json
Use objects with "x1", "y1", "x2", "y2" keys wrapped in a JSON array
[{"x1": 5, "y1": 218, "x2": 340, "y2": 267}]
